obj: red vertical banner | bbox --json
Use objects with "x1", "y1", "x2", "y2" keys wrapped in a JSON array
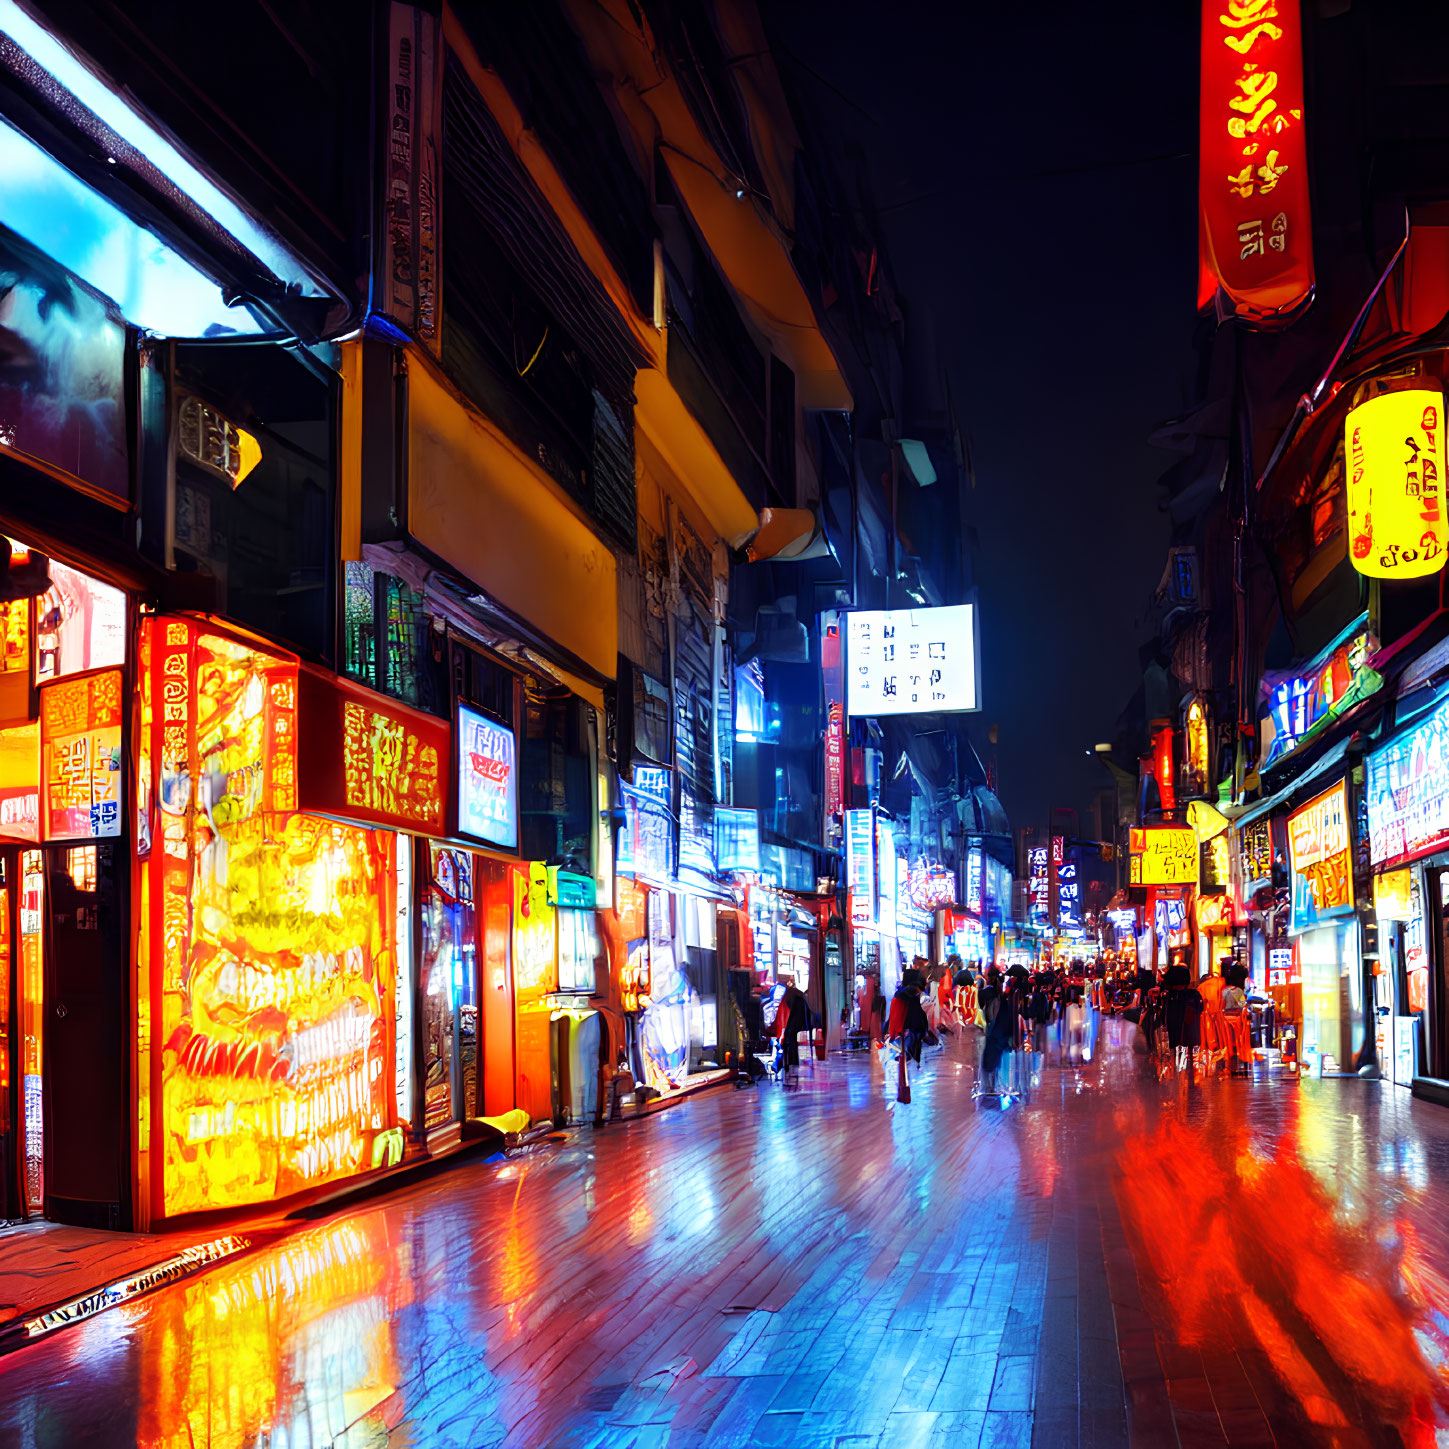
[
  {"x1": 824, "y1": 702, "x2": 845, "y2": 828},
  {"x1": 1154, "y1": 727, "x2": 1177, "y2": 815},
  {"x1": 1199, "y1": 0, "x2": 1313, "y2": 325}
]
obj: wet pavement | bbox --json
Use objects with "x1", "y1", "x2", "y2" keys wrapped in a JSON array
[{"x1": 2, "y1": 1018, "x2": 1448, "y2": 1448}]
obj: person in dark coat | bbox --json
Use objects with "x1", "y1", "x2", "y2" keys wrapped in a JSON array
[
  {"x1": 887, "y1": 969, "x2": 933, "y2": 1063},
  {"x1": 980, "y1": 972, "x2": 1020, "y2": 1091},
  {"x1": 773, "y1": 979, "x2": 812, "y2": 1072},
  {"x1": 1162, "y1": 961, "x2": 1204, "y2": 1076}
]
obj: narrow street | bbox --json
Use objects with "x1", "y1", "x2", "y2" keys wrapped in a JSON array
[{"x1": 1, "y1": 1023, "x2": 1445, "y2": 1449}]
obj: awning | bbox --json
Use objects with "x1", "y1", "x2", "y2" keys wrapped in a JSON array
[{"x1": 1231, "y1": 736, "x2": 1352, "y2": 829}]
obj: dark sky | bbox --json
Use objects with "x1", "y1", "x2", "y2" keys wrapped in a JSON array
[{"x1": 769, "y1": 1, "x2": 1200, "y2": 837}]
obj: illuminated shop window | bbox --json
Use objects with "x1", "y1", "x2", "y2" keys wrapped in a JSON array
[{"x1": 343, "y1": 562, "x2": 377, "y2": 684}]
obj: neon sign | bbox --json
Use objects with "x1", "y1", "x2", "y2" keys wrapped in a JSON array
[
  {"x1": 456, "y1": 704, "x2": 517, "y2": 850},
  {"x1": 1261, "y1": 625, "x2": 1378, "y2": 767},
  {"x1": 1199, "y1": 0, "x2": 1313, "y2": 324},
  {"x1": 1287, "y1": 779, "x2": 1354, "y2": 934},
  {"x1": 1130, "y1": 827, "x2": 1199, "y2": 887},
  {"x1": 1346, "y1": 390, "x2": 1448, "y2": 579},
  {"x1": 40, "y1": 668, "x2": 123, "y2": 839}
]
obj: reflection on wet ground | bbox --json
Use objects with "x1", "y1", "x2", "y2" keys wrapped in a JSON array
[{"x1": 1, "y1": 1018, "x2": 1448, "y2": 1447}]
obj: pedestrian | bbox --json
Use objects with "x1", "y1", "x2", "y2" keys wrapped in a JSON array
[
  {"x1": 773, "y1": 975, "x2": 812, "y2": 1074},
  {"x1": 888, "y1": 967, "x2": 934, "y2": 1066},
  {"x1": 1162, "y1": 960, "x2": 1204, "y2": 1077},
  {"x1": 1221, "y1": 963, "x2": 1252, "y2": 1076},
  {"x1": 1197, "y1": 962, "x2": 1227, "y2": 1074},
  {"x1": 979, "y1": 968, "x2": 1019, "y2": 1093}
]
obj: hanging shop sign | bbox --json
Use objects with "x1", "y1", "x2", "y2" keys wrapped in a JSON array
[
  {"x1": 1056, "y1": 848, "x2": 1081, "y2": 930},
  {"x1": 1365, "y1": 694, "x2": 1449, "y2": 868},
  {"x1": 824, "y1": 701, "x2": 845, "y2": 823},
  {"x1": 1129, "y1": 827, "x2": 1199, "y2": 887},
  {"x1": 845, "y1": 808, "x2": 875, "y2": 925},
  {"x1": 1198, "y1": 0, "x2": 1313, "y2": 325},
  {"x1": 1260, "y1": 624, "x2": 1379, "y2": 768},
  {"x1": 380, "y1": 2, "x2": 440, "y2": 348},
  {"x1": 143, "y1": 619, "x2": 402, "y2": 1217},
  {"x1": 297, "y1": 669, "x2": 446, "y2": 833},
  {"x1": 845, "y1": 604, "x2": 979, "y2": 716},
  {"x1": 617, "y1": 783, "x2": 675, "y2": 884},
  {"x1": 1239, "y1": 817, "x2": 1274, "y2": 888},
  {"x1": 1153, "y1": 727, "x2": 1176, "y2": 813},
  {"x1": 1346, "y1": 390, "x2": 1448, "y2": 579},
  {"x1": 965, "y1": 847, "x2": 983, "y2": 914},
  {"x1": 1185, "y1": 700, "x2": 1210, "y2": 794},
  {"x1": 39, "y1": 669, "x2": 123, "y2": 840},
  {"x1": 715, "y1": 806, "x2": 760, "y2": 873},
  {"x1": 1029, "y1": 846, "x2": 1049, "y2": 922},
  {"x1": 456, "y1": 704, "x2": 518, "y2": 850},
  {"x1": 1287, "y1": 780, "x2": 1354, "y2": 934}
]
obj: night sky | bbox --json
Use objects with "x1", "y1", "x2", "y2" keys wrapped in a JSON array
[{"x1": 769, "y1": 1, "x2": 1200, "y2": 837}]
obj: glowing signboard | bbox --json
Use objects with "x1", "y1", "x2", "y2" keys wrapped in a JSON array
[
  {"x1": 1129, "y1": 827, "x2": 1199, "y2": 887},
  {"x1": 147, "y1": 620, "x2": 400, "y2": 1217},
  {"x1": 824, "y1": 702, "x2": 845, "y2": 824},
  {"x1": 1287, "y1": 779, "x2": 1354, "y2": 934},
  {"x1": 715, "y1": 806, "x2": 760, "y2": 872},
  {"x1": 966, "y1": 848, "x2": 983, "y2": 914},
  {"x1": 0, "y1": 720, "x2": 39, "y2": 841},
  {"x1": 846, "y1": 605, "x2": 978, "y2": 716},
  {"x1": 1199, "y1": 0, "x2": 1313, "y2": 325},
  {"x1": 845, "y1": 809, "x2": 874, "y2": 925},
  {"x1": 456, "y1": 704, "x2": 517, "y2": 850},
  {"x1": 512, "y1": 862, "x2": 557, "y2": 996},
  {"x1": 617, "y1": 783, "x2": 674, "y2": 883},
  {"x1": 1239, "y1": 817, "x2": 1273, "y2": 887},
  {"x1": 1346, "y1": 390, "x2": 1448, "y2": 579},
  {"x1": 40, "y1": 668, "x2": 122, "y2": 839},
  {"x1": 1366, "y1": 695, "x2": 1449, "y2": 868},
  {"x1": 299, "y1": 669, "x2": 446, "y2": 832},
  {"x1": 1029, "y1": 846, "x2": 1049, "y2": 922},
  {"x1": 1260, "y1": 626, "x2": 1378, "y2": 767}
]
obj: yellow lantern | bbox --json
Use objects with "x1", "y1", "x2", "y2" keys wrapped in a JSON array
[{"x1": 1346, "y1": 389, "x2": 1447, "y2": 579}]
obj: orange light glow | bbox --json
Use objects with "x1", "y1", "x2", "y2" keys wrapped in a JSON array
[
  {"x1": 148, "y1": 620, "x2": 401, "y2": 1217},
  {"x1": 40, "y1": 668, "x2": 123, "y2": 839},
  {"x1": 1115, "y1": 1101, "x2": 1449, "y2": 1437}
]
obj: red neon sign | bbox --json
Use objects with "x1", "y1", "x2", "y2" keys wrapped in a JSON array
[{"x1": 1198, "y1": 0, "x2": 1313, "y2": 325}]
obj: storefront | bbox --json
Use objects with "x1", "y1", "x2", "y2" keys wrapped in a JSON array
[
  {"x1": 1365, "y1": 696, "x2": 1449, "y2": 1087},
  {"x1": 1285, "y1": 778, "x2": 1363, "y2": 1074},
  {"x1": 0, "y1": 539, "x2": 131, "y2": 1226}
]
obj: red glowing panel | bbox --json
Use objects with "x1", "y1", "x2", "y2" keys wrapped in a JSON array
[
  {"x1": 147, "y1": 619, "x2": 401, "y2": 1217},
  {"x1": 1153, "y1": 727, "x2": 1176, "y2": 814},
  {"x1": 298, "y1": 667, "x2": 447, "y2": 833},
  {"x1": 1199, "y1": 0, "x2": 1313, "y2": 324}
]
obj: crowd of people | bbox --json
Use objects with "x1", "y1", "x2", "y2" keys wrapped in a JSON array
[{"x1": 858, "y1": 950, "x2": 1261, "y2": 1095}]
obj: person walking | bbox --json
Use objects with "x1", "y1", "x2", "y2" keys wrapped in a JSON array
[
  {"x1": 1162, "y1": 960, "x2": 1204, "y2": 1078},
  {"x1": 888, "y1": 968, "x2": 933, "y2": 1065},
  {"x1": 1197, "y1": 962, "x2": 1227, "y2": 1074},
  {"x1": 773, "y1": 976, "x2": 812, "y2": 1075}
]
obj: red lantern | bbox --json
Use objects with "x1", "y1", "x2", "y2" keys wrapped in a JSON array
[{"x1": 1198, "y1": 0, "x2": 1314, "y2": 326}]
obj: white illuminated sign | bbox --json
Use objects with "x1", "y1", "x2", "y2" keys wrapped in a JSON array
[{"x1": 846, "y1": 605, "x2": 978, "y2": 716}]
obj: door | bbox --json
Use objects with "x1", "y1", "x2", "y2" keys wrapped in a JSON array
[
  {"x1": 420, "y1": 846, "x2": 476, "y2": 1132},
  {"x1": 44, "y1": 841, "x2": 127, "y2": 1227}
]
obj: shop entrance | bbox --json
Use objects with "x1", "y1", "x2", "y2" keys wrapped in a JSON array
[
  {"x1": 419, "y1": 845, "x2": 479, "y2": 1134},
  {"x1": 0, "y1": 841, "x2": 126, "y2": 1225}
]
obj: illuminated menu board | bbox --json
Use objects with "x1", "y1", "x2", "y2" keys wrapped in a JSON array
[
  {"x1": 146, "y1": 619, "x2": 401, "y2": 1217},
  {"x1": 457, "y1": 704, "x2": 518, "y2": 850},
  {"x1": 40, "y1": 669, "x2": 123, "y2": 840},
  {"x1": 298, "y1": 668, "x2": 446, "y2": 833}
]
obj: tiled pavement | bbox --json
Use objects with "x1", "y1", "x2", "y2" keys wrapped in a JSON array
[{"x1": 1, "y1": 1016, "x2": 1447, "y2": 1447}]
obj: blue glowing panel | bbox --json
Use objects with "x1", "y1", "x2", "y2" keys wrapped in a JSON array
[{"x1": 0, "y1": 223, "x2": 127, "y2": 501}]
